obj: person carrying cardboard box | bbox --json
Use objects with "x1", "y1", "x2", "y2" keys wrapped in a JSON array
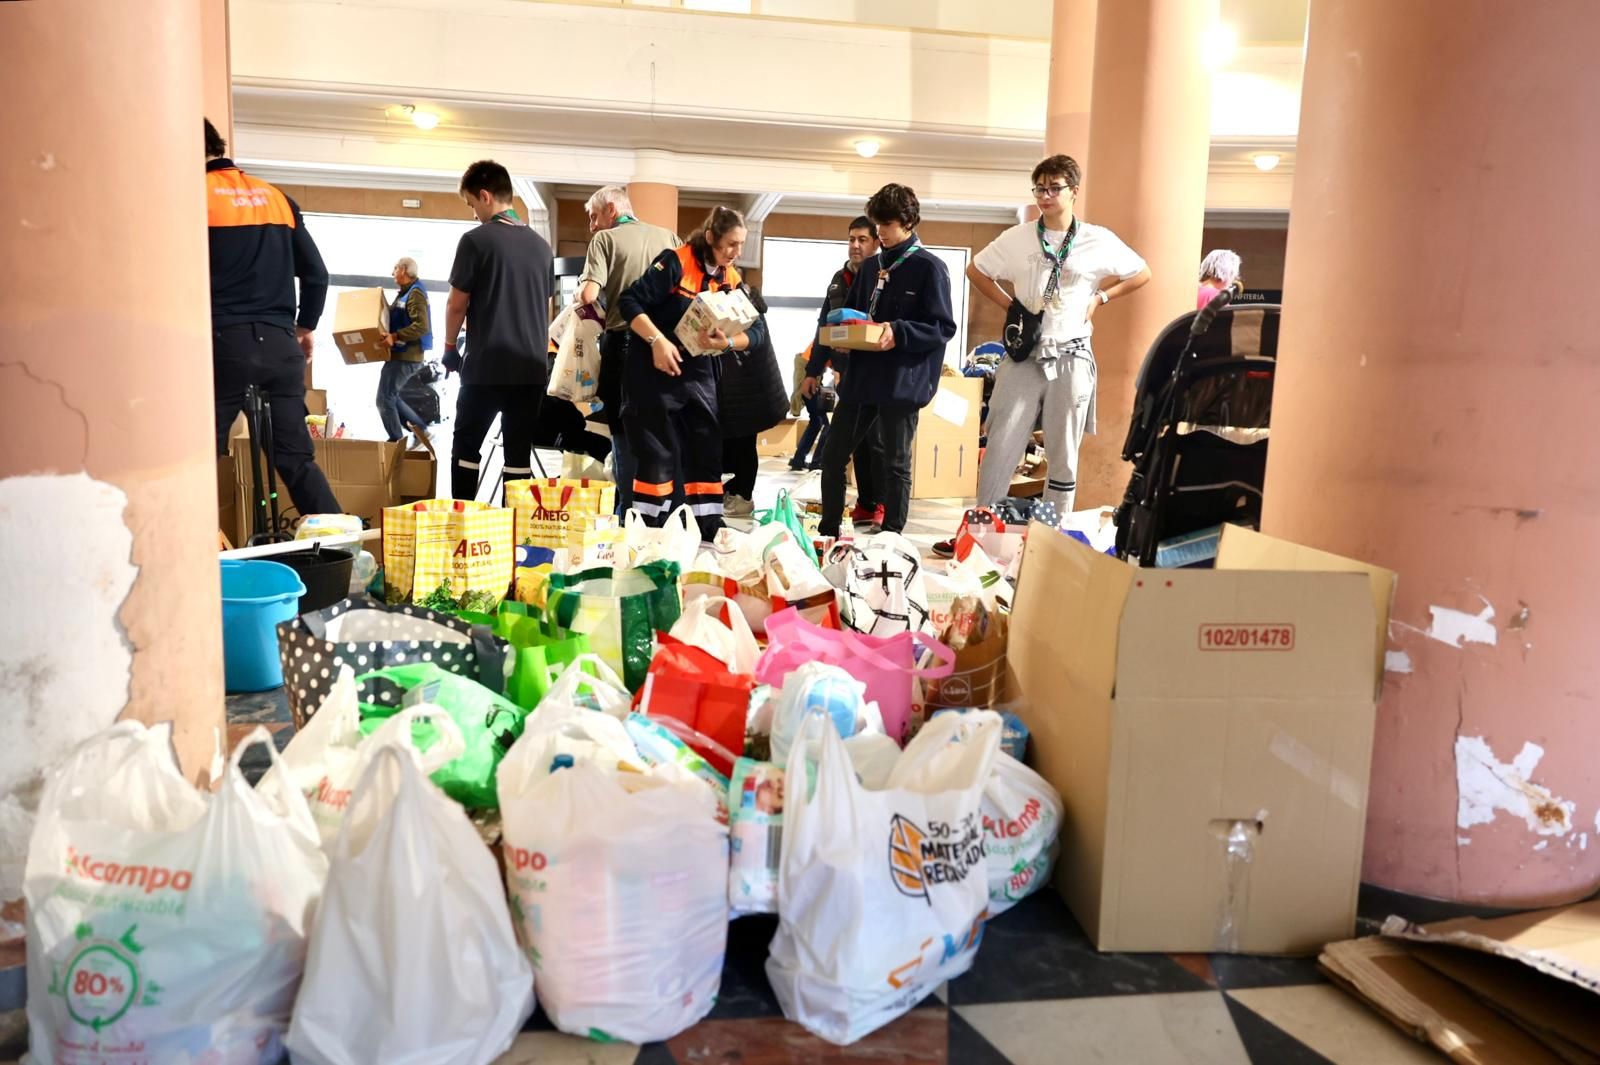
[
  {"x1": 618, "y1": 206, "x2": 767, "y2": 541},
  {"x1": 204, "y1": 118, "x2": 341, "y2": 519},
  {"x1": 375, "y1": 256, "x2": 432, "y2": 442},
  {"x1": 804, "y1": 186, "x2": 957, "y2": 538},
  {"x1": 442, "y1": 160, "x2": 554, "y2": 500},
  {"x1": 938, "y1": 154, "x2": 1149, "y2": 556},
  {"x1": 801, "y1": 217, "x2": 886, "y2": 527}
]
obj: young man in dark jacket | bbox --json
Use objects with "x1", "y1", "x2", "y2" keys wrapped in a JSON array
[{"x1": 804, "y1": 185, "x2": 956, "y2": 537}]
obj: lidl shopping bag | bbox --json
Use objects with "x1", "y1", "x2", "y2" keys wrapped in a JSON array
[
  {"x1": 384, "y1": 498, "x2": 514, "y2": 612},
  {"x1": 506, "y1": 477, "x2": 615, "y2": 558},
  {"x1": 766, "y1": 711, "x2": 1001, "y2": 1045},
  {"x1": 498, "y1": 751, "x2": 728, "y2": 1044},
  {"x1": 287, "y1": 743, "x2": 533, "y2": 1065},
  {"x1": 26, "y1": 722, "x2": 326, "y2": 1065},
  {"x1": 544, "y1": 562, "x2": 682, "y2": 691},
  {"x1": 356, "y1": 663, "x2": 529, "y2": 809}
]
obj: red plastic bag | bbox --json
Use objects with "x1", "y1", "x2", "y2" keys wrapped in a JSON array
[{"x1": 634, "y1": 633, "x2": 754, "y2": 775}]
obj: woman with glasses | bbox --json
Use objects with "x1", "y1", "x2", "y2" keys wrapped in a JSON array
[{"x1": 937, "y1": 155, "x2": 1150, "y2": 554}]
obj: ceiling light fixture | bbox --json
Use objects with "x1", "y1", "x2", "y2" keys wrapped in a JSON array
[
  {"x1": 404, "y1": 105, "x2": 440, "y2": 131},
  {"x1": 1253, "y1": 152, "x2": 1282, "y2": 172},
  {"x1": 854, "y1": 138, "x2": 881, "y2": 159},
  {"x1": 1202, "y1": 23, "x2": 1238, "y2": 70}
]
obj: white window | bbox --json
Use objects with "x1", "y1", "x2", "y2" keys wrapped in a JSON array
[{"x1": 758, "y1": 236, "x2": 969, "y2": 369}]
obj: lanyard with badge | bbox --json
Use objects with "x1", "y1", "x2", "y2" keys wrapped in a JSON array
[
  {"x1": 1038, "y1": 216, "x2": 1079, "y2": 307},
  {"x1": 867, "y1": 239, "x2": 921, "y2": 318},
  {"x1": 493, "y1": 208, "x2": 522, "y2": 225}
]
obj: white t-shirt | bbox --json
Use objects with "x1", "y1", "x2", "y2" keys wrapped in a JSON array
[{"x1": 972, "y1": 219, "x2": 1146, "y2": 343}]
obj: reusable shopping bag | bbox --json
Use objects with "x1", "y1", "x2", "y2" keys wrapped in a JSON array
[
  {"x1": 756, "y1": 522, "x2": 841, "y2": 630},
  {"x1": 924, "y1": 598, "x2": 1011, "y2": 711},
  {"x1": 506, "y1": 476, "x2": 616, "y2": 560},
  {"x1": 622, "y1": 505, "x2": 701, "y2": 570},
  {"x1": 547, "y1": 302, "x2": 604, "y2": 403},
  {"x1": 826, "y1": 531, "x2": 933, "y2": 637},
  {"x1": 356, "y1": 662, "x2": 530, "y2": 809},
  {"x1": 952, "y1": 507, "x2": 1026, "y2": 567},
  {"x1": 26, "y1": 722, "x2": 326, "y2": 1065},
  {"x1": 634, "y1": 633, "x2": 754, "y2": 776},
  {"x1": 754, "y1": 489, "x2": 818, "y2": 564},
  {"x1": 276, "y1": 596, "x2": 507, "y2": 727},
  {"x1": 287, "y1": 742, "x2": 533, "y2": 1065},
  {"x1": 458, "y1": 599, "x2": 592, "y2": 709},
  {"x1": 757, "y1": 607, "x2": 955, "y2": 745},
  {"x1": 383, "y1": 497, "x2": 514, "y2": 612},
  {"x1": 543, "y1": 561, "x2": 683, "y2": 691},
  {"x1": 498, "y1": 743, "x2": 728, "y2": 1044},
  {"x1": 766, "y1": 711, "x2": 1001, "y2": 1045}
]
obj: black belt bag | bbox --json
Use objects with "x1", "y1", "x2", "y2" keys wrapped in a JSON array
[{"x1": 1004, "y1": 300, "x2": 1043, "y2": 362}]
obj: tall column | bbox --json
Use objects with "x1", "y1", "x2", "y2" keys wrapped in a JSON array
[
  {"x1": 1262, "y1": 0, "x2": 1600, "y2": 907},
  {"x1": 0, "y1": 0, "x2": 225, "y2": 901},
  {"x1": 628, "y1": 181, "x2": 681, "y2": 234},
  {"x1": 1045, "y1": 0, "x2": 1097, "y2": 160},
  {"x1": 1075, "y1": 0, "x2": 1216, "y2": 506},
  {"x1": 199, "y1": 0, "x2": 233, "y2": 145}
]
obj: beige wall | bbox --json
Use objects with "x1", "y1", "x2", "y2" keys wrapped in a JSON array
[{"x1": 279, "y1": 185, "x2": 530, "y2": 225}]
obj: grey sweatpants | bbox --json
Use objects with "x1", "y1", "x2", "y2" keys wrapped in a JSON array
[{"x1": 976, "y1": 338, "x2": 1097, "y2": 514}]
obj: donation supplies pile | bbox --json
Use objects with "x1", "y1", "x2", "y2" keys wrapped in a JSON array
[{"x1": 26, "y1": 473, "x2": 1090, "y2": 1059}]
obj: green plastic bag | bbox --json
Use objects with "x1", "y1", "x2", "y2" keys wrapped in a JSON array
[
  {"x1": 755, "y1": 489, "x2": 818, "y2": 565},
  {"x1": 543, "y1": 561, "x2": 682, "y2": 692},
  {"x1": 456, "y1": 602, "x2": 592, "y2": 709},
  {"x1": 355, "y1": 663, "x2": 528, "y2": 809}
]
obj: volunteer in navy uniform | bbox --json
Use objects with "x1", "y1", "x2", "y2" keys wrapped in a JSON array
[
  {"x1": 617, "y1": 205, "x2": 767, "y2": 542},
  {"x1": 441, "y1": 159, "x2": 554, "y2": 501},
  {"x1": 204, "y1": 117, "x2": 341, "y2": 518},
  {"x1": 805, "y1": 184, "x2": 957, "y2": 538},
  {"x1": 967, "y1": 154, "x2": 1149, "y2": 522}
]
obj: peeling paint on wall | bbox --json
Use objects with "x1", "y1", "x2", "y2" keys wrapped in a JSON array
[
  {"x1": 0, "y1": 473, "x2": 137, "y2": 899},
  {"x1": 1384, "y1": 650, "x2": 1413, "y2": 674},
  {"x1": 1427, "y1": 599, "x2": 1497, "y2": 647},
  {"x1": 1456, "y1": 736, "x2": 1574, "y2": 837}
]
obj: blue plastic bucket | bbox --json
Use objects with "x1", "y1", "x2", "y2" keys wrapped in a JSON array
[{"x1": 221, "y1": 559, "x2": 305, "y2": 692}]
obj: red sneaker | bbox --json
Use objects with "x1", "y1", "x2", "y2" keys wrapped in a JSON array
[
  {"x1": 872, "y1": 505, "x2": 886, "y2": 527},
  {"x1": 849, "y1": 502, "x2": 877, "y2": 524}
]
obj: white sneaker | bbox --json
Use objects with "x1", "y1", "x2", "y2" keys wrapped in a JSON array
[{"x1": 724, "y1": 494, "x2": 755, "y2": 518}]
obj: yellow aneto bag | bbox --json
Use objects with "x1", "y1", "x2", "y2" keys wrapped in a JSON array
[
  {"x1": 506, "y1": 478, "x2": 616, "y2": 557},
  {"x1": 383, "y1": 499, "x2": 514, "y2": 613}
]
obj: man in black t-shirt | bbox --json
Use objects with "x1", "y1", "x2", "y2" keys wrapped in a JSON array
[{"x1": 443, "y1": 159, "x2": 554, "y2": 500}]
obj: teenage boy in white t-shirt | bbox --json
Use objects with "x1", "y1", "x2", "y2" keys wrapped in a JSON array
[{"x1": 949, "y1": 155, "x2": 1149, "y2": 548}]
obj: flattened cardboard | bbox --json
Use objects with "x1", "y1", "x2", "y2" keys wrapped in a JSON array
[
  {"x1": 332, "y1": 287, "x2": 391, "y2": 365},
  {"x1": 1320, "y1": 936, "x2": 1569, "y2": 1065},
  {"x1": 818, "y1": 322, "x2": 887, "y2": 350},
  {"x1": 1008, "y1": 525, "x2": 1392, "y2": 954},
  {"x1": 1410, "y1": 944, "x2": 1600, "y2": 1061},
  {"x1": 911, "y1": 378, "x2": 982, "y2": 499}
]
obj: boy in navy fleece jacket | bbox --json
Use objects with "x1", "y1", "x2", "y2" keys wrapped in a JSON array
[{"x1": 803, "y1": 184, "x2": 956, "y2": 536}]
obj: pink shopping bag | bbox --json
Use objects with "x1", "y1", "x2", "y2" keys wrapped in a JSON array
[{"x1": 755, "y1": 607, "x2": 955, "y2": 744}]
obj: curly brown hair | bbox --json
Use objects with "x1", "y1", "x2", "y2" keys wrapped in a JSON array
[{"x1": 865, "y1": 184, "x2": 921, "y2": 231}]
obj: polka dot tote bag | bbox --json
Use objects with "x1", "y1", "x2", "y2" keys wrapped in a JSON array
[{"x1": 276, "y1": 598, "x2": 506, "y2": 728}]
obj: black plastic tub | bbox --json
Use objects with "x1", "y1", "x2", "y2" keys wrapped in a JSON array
[{"x1": 275, "y1": 547, "x2": 355, "y2": 614}]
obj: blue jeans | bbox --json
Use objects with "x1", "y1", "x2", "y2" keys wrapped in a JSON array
[
  {"x1": 376, "y1": 359, "x2": 425, "y2": 441},
  {"x1": 793, "y1": 391, "x2": 831, "y2": 466}
]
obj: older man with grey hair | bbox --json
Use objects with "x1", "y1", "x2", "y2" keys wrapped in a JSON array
[
  {"x1": 376, "y1": 254, "x2": 433, "y2": 441},
  {"x1": 577, "y1": 184, "x2": 679, "y2": 514}
]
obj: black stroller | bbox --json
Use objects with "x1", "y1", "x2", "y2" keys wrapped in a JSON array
[{"x1": 1113, "y1": 295, "x2": 1281, "y2": 565}]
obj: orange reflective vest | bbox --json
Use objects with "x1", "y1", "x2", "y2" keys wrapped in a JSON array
[{"x1": 673, "y1": 244, "x2": 741, "y2": 299}]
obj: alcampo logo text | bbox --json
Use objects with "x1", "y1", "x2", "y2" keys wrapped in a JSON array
[{"x1": 65, "y1": 848, "x2": 193, "y2": 895}]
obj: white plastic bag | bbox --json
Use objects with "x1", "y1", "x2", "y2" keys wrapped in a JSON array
[
  {"x1": 26, "y1": 722, "x2": 326, "y2": 1065},
  {"x1": 769, "y1": 662, "x2": 874, "y2": 764},
  {"x1": 548, "y1": 303, "x2": 603, "y2": 403},
  {"x1": 623, "y1": 504, "x2": 701, "y2": 570},
  {"x1": 827, "y1": 531, "x2": 933, "y2": 637},
  {"x1": 981, "y1": 752, "x2": 1063, "y2": 915},
  {"x1": 513, "y1": 681, "x2": 649, "y2": 783},
  {"x1": 669, "y1": 594, "x2": 760, "y2": 674},
  {"x1": 537, "y1": 652, "x2": 635, "y2": 719},
  {"x1": 287, "y1": 739, "x2": 533, "y2": 1065},
  {"x1": 767, "y1": 711, "x2": 1001, "y2": 1045},
  {"x1": 498, "y1": 750, "x2": 728, "y2": 1043}
]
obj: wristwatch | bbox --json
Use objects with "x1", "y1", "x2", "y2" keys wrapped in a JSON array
[{"x1": 1096, "y1": 290, "x2": 1110, "y2": 305}]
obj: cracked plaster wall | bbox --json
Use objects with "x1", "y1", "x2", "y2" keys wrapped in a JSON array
[{"x1": 0, "y1": 1, "x2": 224, "y2": 904}]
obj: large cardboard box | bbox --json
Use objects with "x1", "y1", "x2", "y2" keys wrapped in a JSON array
[
  {"x1": 331, "y1": 287, "x2": 391, "y2": 365},
  {"x1": 217, "y1": 456, "x2": 242, "y2": 548},
  {"x1": 911, "y1": 377, "x2": 982, "y2": 499},
  {"x1": 399, "y1": 434, "x2": 439, "y2": 503},
  {"x1": 817, "y1": 322, "x2": 887, "y2": 351},
  {"x1": 1008, "y1": 524, "x2": 1394, "y2": 954},
  {"x1": 229, "y1": 435, "x2": 405, "y2": 539},
  {"x1": 757, "y1": 418, "x2": 805, "y2": 458}
]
